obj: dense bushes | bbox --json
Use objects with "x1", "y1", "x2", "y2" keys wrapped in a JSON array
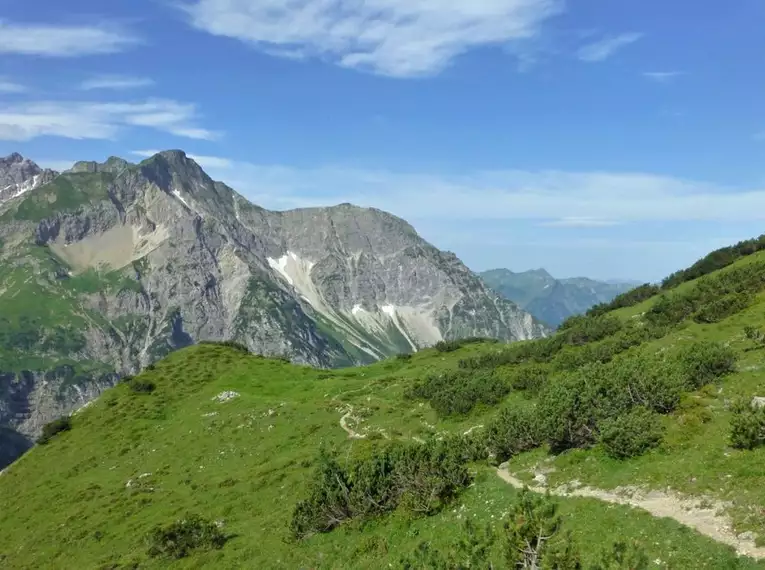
[
  {"x1": 434, "y1": 337, "x2": 498, "y2": 353},
  {"x1": 646, "y1": 261, "x2": 765, "y2": 328},
  {"x1": 146, "y1": 515, "x2": 227, "y2": 559},
  {"x1": 36, "y1": 416, "x2": 72, "y2": 445},
  {"x1": 484, "y1": 404, "x2": 543, "y2": 463},
  {"x1": 407, "y1": 369, "x2": 510, "y2": 416},
  {"x1": 730, "y1": 399, "x2": 765, "y2": 450},
  {"x1": 128, "y1": 379, "x2": 156, "y2": 394},
  {"x1": 586, "y1": 283, "x2": 661, "y2": 318},
  {"x1": 537, "y1": 342, "x2": 734, "y2": 454},
  {"x1": 676, "y1": 341, "x2": 736, "y2": 389},
  {"x1": 662, "y1": 233, "x2": 765, "y2": 290},
  {"x1": 291, "y1": 441, "x2": 471, "y2": 539},
  {"x1": 598, "y1": 407, "x2": 665, "y2": 459}
]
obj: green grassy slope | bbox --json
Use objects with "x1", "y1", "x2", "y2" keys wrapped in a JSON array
[{"x1": 5, "y1": 249, "x2": 765, "y2": 568}]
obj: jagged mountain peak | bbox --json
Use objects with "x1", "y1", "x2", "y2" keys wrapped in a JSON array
[{"x1": 0, "y1": 152, "x2": 57, "y2": 204}]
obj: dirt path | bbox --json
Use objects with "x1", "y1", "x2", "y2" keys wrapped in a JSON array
[
  {"x1": 496, "y1": 468, "x2": 765, "y2": 559},
  {"x1": 339, "y1": 409, "x2": 366, "y2": 439}
]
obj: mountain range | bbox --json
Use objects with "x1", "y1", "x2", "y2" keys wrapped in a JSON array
[
  {"x1": 0, "y1": 151, "x2": 547, "y2": 467},
  {"x1": 480, "y1": 268, "x2": 640, "y2": 327}
]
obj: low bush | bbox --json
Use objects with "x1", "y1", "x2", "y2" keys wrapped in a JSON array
[
  {"x1": 199, "y1": 340, "x2": 251, "y2": 353},
  {"x1": 730, "y1": 399, "x2": 765, "y2": 450},
  {"x1": 598, "y1": 407, "x2": 665, "y2": 459},
  {"x1": 676, "y1": 341, "x2": 736, "y2": 389},
  {"x1": 291, "y1": 441, "x2": 471, "y2": 539},
  {"x1": 128, "y1": 379, "x2": 156, "y2": 394},
  {"x1": 146, "y1": 514, "x2": 227, "y2": 559},
  {"x1": 407, "y1": 369, "x2": 510, "y2": 416},
  {"x1": 485, "y1": 404, "x2": 543, "y2": 463},
  {"x1": 36, "y1": 416, "x2": 72, "y2": 445}
]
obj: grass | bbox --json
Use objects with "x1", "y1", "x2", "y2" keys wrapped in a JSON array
[{"x1": 1, "y1": 338, "x2": 764, "y2": 569}]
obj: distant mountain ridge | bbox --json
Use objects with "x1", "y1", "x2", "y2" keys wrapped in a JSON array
[
  {"x1": 480, "y1": 268, "x2": 639, "y2": 327},
  {"x1": 0, "y1": 150, "x2": 548, "y2": 466}
]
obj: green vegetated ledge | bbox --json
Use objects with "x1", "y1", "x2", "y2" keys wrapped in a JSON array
[{"x1": 5, "y1": 250, "x2": 765, "y2": 567}]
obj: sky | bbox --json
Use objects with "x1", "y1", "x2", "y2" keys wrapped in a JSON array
[{"x1": 1, "y1": 1, "x2": 765, "y2": 282}]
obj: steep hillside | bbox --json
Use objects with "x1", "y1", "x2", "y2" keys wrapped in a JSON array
[
  {"x1": 0, "y1": 151, "x2": 546, "y2": 467},
  {"x1": 4, "y1": 242, "x2": 765, "y2": 568},
  {"x1": 480, "y1": 268, "x2": 636, "y2": 327}
]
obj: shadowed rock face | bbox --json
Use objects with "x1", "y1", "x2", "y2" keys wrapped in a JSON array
[{"x1": 0, "y1": 150, "x2": 549, "y2": 464}]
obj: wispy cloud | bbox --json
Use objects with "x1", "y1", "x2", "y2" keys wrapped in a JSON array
[
  {"x1": 0, "y1": 20, "x2": 140, "y2": 57},
  {"x1": 131, "y1": 149, "x2": 232, "y2": 169},
  {"x1": 79, "y1": 75, "x2": 154, "y2": 90},
  {"x1": 194, "y1": 160, "x2": 765, "y2": 225},
  {"x1": 0, "y1": 78, "x2": 26, "y2": 93},
  {"x1": 643, "y1": 71, "x2": 684, "y2": 83},
  {"x1": 0, "y1": 99, "x2": 218, "y2": 141},
  {"x1": 577, "y1": 32, "x2": 642, "y2": 62},
  {"x1": 36, "y1": 159, "x2": 76, "y2": 172},
  {"x1": 183, "y1": 0, "x2": 564, "y2": 77},
  {"x1": 539, "y1": 217, "x2": 620, "y2": 227}
]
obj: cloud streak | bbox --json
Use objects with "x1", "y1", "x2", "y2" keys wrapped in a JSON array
[
  {"x1": 79, "y1": 75, "x2": 155, "y2": 90},
  {"x1": 183, "y1": 0, "x2": 563, "y2": 77},
  {"x1": 643, "y1": 71, "x2": 684, "y2": 83},
  {"x1": 0, "y1": 78, "x2": 26, "y2": 93},
  {"x1": 0, "y1": 99, "x2": 218, "y2": 141},
  {"x1": 194, "y1": 159, "x2": 765, "y2": 225},
  {"x1": 0, "y1": 20, "x2": 140, "y2": 57},
  {"x1": 577, "y1": 32, "x2": 642, "y2": 62}
]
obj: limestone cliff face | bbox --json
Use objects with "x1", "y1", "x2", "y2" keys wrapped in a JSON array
[{"x1": 0, "y1": 150, "x2": 548, "y2": 466}]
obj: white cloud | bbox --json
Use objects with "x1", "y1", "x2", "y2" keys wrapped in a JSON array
[
  {"x1": 195, "y1": 160, "x2": 765, "y2": 224},
  {"x1": 643, "y1": 71, "x2": 684, "y2": 83},
  {"x1": 577, "y1": 32, "x2": 642, "y2": 62},
  {"x1": 183, "y1": 0, "x2": 563, "y2": 77},
  {"x1": 79, "y1": 75, "x2": 154, "y2": 90},
  {"x1": 0, "y1": 20, "x2": 139, "y2": 57},
  {"x1": 0, "y1": 99, "x2": 218, "y2": 141},
  {"x1": 0, "y1": 78, "x2": 27, "y2": 93},
  {"x1": 131, "y1": 149, "x2": 232, "y2": 169}
]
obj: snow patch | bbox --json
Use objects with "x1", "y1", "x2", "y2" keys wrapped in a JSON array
[
  {"x1": 172, "y1": 188, "x2": 191, "y2": 210},
  {"x1": 351, "y1": 304, "x2": 363, "y2": 316}
]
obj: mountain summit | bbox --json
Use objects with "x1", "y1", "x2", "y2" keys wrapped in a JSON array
[
  {"x1": 0, "y1": 153, "x2": 58, "y2": 204},
  {"x1": 0, "y1": 150, "x2": 547, "y2": 466}
]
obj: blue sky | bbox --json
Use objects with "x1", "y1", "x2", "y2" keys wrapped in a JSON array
[{"x1": 1, "y1": 0, "x2": 765, "y2": 281}]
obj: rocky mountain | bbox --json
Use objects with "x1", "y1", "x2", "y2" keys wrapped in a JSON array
[
  {"x1": 480, "y1": 268, "x2": 638, "y2": 327},
  {"x1": 0, "y1": 150, "x2": 548, "y2": 467},
  {"x1": 0, "y1": 152, "x2": 58, "y2": 203}
]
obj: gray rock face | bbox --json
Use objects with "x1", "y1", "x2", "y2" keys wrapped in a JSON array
[
  {"x1": 0, "y1": 149, "x2": 548, "y2": 465},
  {"x1": 0, "y1": 153, "x2": 57, "y2": 203}
]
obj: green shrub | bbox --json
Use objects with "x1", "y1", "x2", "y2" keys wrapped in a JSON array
[
  {"x1": 199, "y1": 340, "x2": 251, "y2": 353},
  {"x1": 395, "y1": 353, "x2": 413, "y2": 361},
  {"x1": 37, "y1": 416, "x2": 72, "y2": 445},
  {"x1": 506, "y1": 364, "x2": 548, "y2": 394},
  {"x1": 586, "y1": 283, "x2": 661, "y2": 317},
  {"x1": 485, "y1": 404, "x2": 543, "y2": 463},
  {"x1": 730, "y1": 399, "x2": 765, "y2": 450},
  {"x1": 291, "y1": 441, "x2": 472, "y2": 540},
  {"x1": 407, "y1": 369, "x2": 510, "y2": 416},
  {"x1": 146, "y1": 514, "x2": 227, "y2": 559},
  {"x1": 598, "y1": 407, "x2": 665, "y2": 459},
  {"x1": 538, "y1": 369, "x2": 602, "y2": 452},
  {"x1": 692, "y1": 292, "x2": 752, "y2": 324},
  {"x1": 677, "y1": 341, "x2": 736, "y2": 389},
  {"x1": 434, "y1": 340, "x2": 464, "y2": 353},
  {"x1": 128, "y1": 379, "x2": 156, "y2": 394}
]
